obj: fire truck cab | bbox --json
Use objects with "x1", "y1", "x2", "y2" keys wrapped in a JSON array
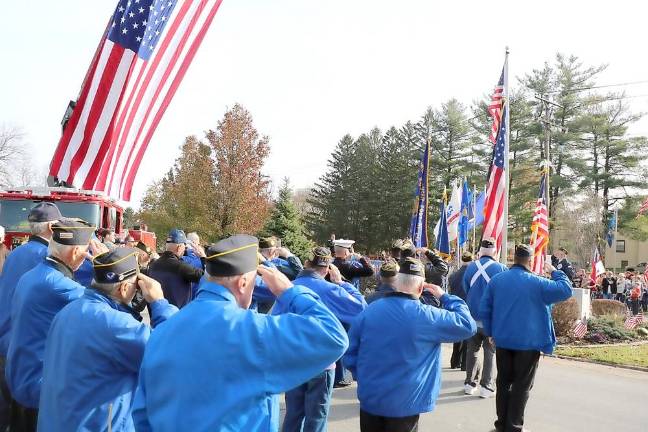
[{"x1": 0, "y1": 188, "x2": 155, "y2": 251}]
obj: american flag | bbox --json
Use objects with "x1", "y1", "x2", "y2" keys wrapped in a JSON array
[
  {"x1": 49, "y1": 0, "x2": 223, "y2": 201},
  {"x1": 638, "y1": 196, "x2": 648, "y2": 217},
  {"x1": 572, "y1": 319, "x2": 588, "y2": 339},
  {"x1": 589, "y1": 247, "x2": 605, "y2": 286},
  {"x1": 624, "y1": 311, "x2": 644, "y2": 330},
  {"x1": 487, "y1": 69, "x2": 505, "y2": 145},
  {"x1": 530, "y1": 171, "x2": 549, "y2": 274},
  {"x1": 482, "y1": 106, "x2": 508, "y2": 253}
]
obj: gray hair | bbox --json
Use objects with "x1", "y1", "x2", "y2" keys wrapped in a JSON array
[
  {"x1": 48, "y1": 240, "x2": 79, "y2": 257},
  {"x1": 30, "y1": 221, "x2": 53, "y2": 236},
  {"x1": 395, "y1": 273, "x2": 425, "y2": 294}
]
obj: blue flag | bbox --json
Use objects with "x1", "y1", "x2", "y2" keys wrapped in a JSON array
[
  {"x1": 435, "y1": 192, "x2": 450, "y2": 257},
  {"x1": 458, "y1": 180, "x2": 473, "y2": 247},
  {"x1": 468, "y1": 192, "x2": 486, "y2": 230},
  {"x1": 409, "y1": 141, "x2": 431, "y2": 247},
  {"x1": 606, "y1": 210, "x2": 617, "y2": 248}
]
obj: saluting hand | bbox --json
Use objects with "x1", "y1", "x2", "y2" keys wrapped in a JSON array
[
  {"x1": 87, "y1": 239, "x2": 109, "y2": 259},
  {"x1": 423, "y1": 283, "x2": 444, "y2": 299},
  {"x1": 544, "y1": 262, "x2": 557, "y2": 275},
  {"x1": 328, "y1": 264, "x2": 343, "y2": 284},
  {"x1": 137, "y1": 273, "x2": 164, "y2": 303},
  {"x1": 257, "y1": 265, "x2": 293, "y2": 297}
]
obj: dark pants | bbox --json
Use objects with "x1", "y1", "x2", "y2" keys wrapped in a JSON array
[
  {"x1": 334, "y1": 323, "x2": 352, "y2": 386},
  {"x1": 495, "y1": 348, "x2": 540, "y2": 432},
  {"x1": 283, "y1": 369, "x2": 335, "y2": 432},
  {"x1": 8, "y1": 400, "x2": 37, "y2": 432},
  {"x1": 360, "y1": 410, "x2": 419, "y2": 432},
  {"x1": 631, "y1": 299, "x2": 640, "y2": 315},
  {"x1": 450, "y1": 341, "x2": 467, "y2": 370}
]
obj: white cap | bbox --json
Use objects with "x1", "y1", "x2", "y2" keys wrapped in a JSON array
[{"x1": 333, "y1": 239, "x2": 355, "y2": 249}]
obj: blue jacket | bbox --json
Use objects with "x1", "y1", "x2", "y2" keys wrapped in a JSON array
[
  {"x1": 38, "y1": 290, "x2": 177, "y2": 432},
  {"x1": 251, "y1": 260, "x2": 279, "y2": 312},
  {"x1": 74, "y1": 258, "x2": 94, "y2": 288},
  {"x1": 132, "y1": 282, "x2": 349, "y2": 431},
  {"x1": 479, "y1": 265, "x2": 573, "y2": 354},
  {"x1": 148, "y1": 252, "x2": 203, "y2": 308},
  {"x1": 6, "y1": 257, "x2": 85, "y2": 408},
  {"x1": 275, "y1": 270, "x2": 366, "y2": 325},
  {"x1": 463, "y1": 256, "x2": 508, "y2": 322},
  {"x1": 345, "y1": 293, "x2": 476, "y2": 417},
  {"x1": 365, "y1": 283, "x2": 396, "y2": 304},
  {"x1": 182, "y1": 249, "x2": 204, "y2": 299},
  {"x1": 0, "y1": 236, "x2": 49, "y2": 356}
]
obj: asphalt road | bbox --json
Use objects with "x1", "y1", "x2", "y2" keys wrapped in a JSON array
[{"x1": 280, "y1": 345, "x2": 648, "y2": 431}]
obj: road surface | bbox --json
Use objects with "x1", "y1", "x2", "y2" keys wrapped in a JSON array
[{"x1": 280, "y1": 345, "x2": 648, "y2": 431}]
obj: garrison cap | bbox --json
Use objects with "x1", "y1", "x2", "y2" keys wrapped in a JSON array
[
  {"x1": 380, "y1": 260, "x2": 399, "y2": 278},
  {"x1": 205, "y1": 234, "x2": 259, "y2": 276},
  {"x1": 93, "y1": 247, "x2": 139, "y2": 284},
  {"x1": 461, "y1": 251, "x2": 474, "y2": 262},
  {"x1": 135, "y1": 241, "x2": 153, "y2": 255},
  {"x1": 52, "y1": 218, "x2": 95, "y2": 245},
  {"x1": 259, "y1": 237, "x2": 278, "y2": 249},
  {"x1": 166, "y1": 229, "x2": 187, "y2": 244},
  {"x1": 28, "y1": 202, "x2": 62, "y2": 223},
  {"x1": 401, "y1": 240, "x2": 416, "y2": 258},
  {"x1": 515, "y1": 244, "x2": 533, "y2": 258},
  {"x1": 391, "y1": 239, "x2": 404, "y2": 251},
  {"x1": 481, "y1": 239, "x2": 496, "y2": 249},
  {"x1": 399, "y1": 257, "x2": 425, "y2": 278},
  {"x1": 310, "y1": 247, "x2": 333, "y2": 267}
]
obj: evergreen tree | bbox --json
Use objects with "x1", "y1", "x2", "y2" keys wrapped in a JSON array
[{"x1": 261, "y1": 178, "x2": 314, "y2": 261}]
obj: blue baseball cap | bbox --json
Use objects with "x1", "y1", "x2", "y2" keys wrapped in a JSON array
[
  {"x1": 166, "y1": 229, "x2": 187, "y2": 244},
  {"x1": 28, "y1": 202, "x2": 63, "y2": 223}
]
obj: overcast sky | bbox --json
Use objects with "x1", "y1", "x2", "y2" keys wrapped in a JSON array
[{"x1": 2, "y1": 0, "x2": 647, "y2": 207}]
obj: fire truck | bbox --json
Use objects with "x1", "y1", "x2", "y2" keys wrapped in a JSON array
[{"x1": 0, "y1": 188, "x2": 156, "y2": 251}]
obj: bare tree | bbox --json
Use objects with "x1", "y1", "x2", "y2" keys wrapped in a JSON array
[
  {"x1": 554, "y1": 191, "x2": 604, "y2": 268},
  {"x1": 0, "y1": 125, "x2": 25, "y2": 188}
]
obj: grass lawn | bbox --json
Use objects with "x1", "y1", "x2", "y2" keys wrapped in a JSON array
[{"x1": 555, "y1": 344, "x2": 648, "y2": 368}]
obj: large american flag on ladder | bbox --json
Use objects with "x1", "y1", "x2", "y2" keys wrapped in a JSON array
[
  {"x1": 49, "y1": 0, "x2": 223, "y2": 201},
  {"x1": 482, "y1": 106, "x2": 508, "y2": 252},
  {"x1": 530, "y1": 171, "x2": 549, "y2": 274}
]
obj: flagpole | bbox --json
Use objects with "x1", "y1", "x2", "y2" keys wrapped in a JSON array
[
  {"x1": 472, "y1": 184, "x2": 477, "y2": 253},
  {"x1": 500, "y1": 47, "x2": 511, "y2": 264},
  {"x1": 613, "y1": 207, "x2": 619, "y2": 271}
]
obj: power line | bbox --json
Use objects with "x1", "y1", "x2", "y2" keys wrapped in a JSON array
[{"x1": 548, "y1": 80, "x2": 648, "y2": 94}]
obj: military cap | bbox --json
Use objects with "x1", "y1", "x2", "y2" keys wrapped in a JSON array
[
  {"x1": 52, "y1": 218, "x2": 95, "y2": 245},
  {"x1": 558, "y1": 247, "x2": 569, "y2": 254},
  {"x1": 380, "y1": 260, "x2": 399, "y2": 278},
  {"x1": 399, "y1": 257, "x2": 425, "y2": 278},
  {"x1": 28, "y1": 202, "x2": 62, "y2": 223},
  {"x1": 166, "y1": 229, "x2": 187, "y2": 244},
  {"x1": 461, "y1": 251, "x2": 474, "y2": 262},
  {"x1": 259, "y1": 237, "x2": 278, "y2": 249},
  {"x1": 310, "y1": 246, "x2": 333, "y2": 267},
  {"x1": 391, "y1": 239, "x2": 404, "y2": 251},
  {"x1": 205, "y1": 234, "x2": 259, "y2": 276},
  {"x1": 401, "y1": 240, "x2": 416, "y2": 258},
  {"x1": 333, "y1": 239, "x2": 355, "y2": 249},
  {"x1": 515, "y1": 244, "x2": 533, "y2": 258},
  {"x1": 93, "y1": 247, "x2": 139, "y2": 284},
  {"x1": 135, "y1": 241, "x2": 153, "y2": 255},
  {"x1": 481, "y1": 239, "x2": 496, "y2": 249}
]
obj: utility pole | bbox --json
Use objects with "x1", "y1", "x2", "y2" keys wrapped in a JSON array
[{"x1": 534, "y1": 94, "x2": 565, "y2": 249}]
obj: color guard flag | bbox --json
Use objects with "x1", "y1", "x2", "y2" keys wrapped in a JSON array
[
  {"x1": 530, "y1": 171, "x2": 549, "y2": 274},
  {"x1": 409, "y1": 140, "x2": 431, "y2": 247},
  {"x1": 49, "y1": 0, "x2": 224, "y2": 200},
  {"x1": 435, "y1": 190, "x2": 451, "y2": 258},
  {"x1": 590, "y1": 247, "x2": 605, "y2": 285}
]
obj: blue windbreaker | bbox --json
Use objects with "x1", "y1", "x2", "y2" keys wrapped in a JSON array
[
  {"x1": 463, "y1": 256, "x2": 508, "y2": 321},
  {"x1": 0, "y1": 236, "x2": 48, "y2": 356},
  {"x1": 345, "y1": 292, "x2": 476, "y2": 417},
  {"x1": 132, "y1": 282, "x2": 348, "y2": 431},
  {"x1": 6, "y1": 257, "x2": 85, "y2": 407},
  {"x1": 480, "y1": 265, "x2": 573, "y2": 354},
  {"x1": 37, "y1": 290, "x2": 177, "y2": 432}
]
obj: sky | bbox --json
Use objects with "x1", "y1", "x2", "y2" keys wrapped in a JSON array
[{"x1": 1, "y1": 0, "x2": 647, "y2": 208}]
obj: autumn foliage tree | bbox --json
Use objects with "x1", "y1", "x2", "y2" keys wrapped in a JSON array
[{"x1": 138, "y1": 104, "x2": 271, "y2": 244}]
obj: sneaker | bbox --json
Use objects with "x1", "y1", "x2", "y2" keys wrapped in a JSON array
[
  {"x1": 464, "y1": 384, "x2": 477, "y2": 395},
  {"x1": 479, "y1": 387, "x2": 496, "y2": 399}
]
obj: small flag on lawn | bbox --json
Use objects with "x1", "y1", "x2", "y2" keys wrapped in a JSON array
[
  {"x1": 624, "y1": 312, "x2": 644, "y2": 330},
  {"x1": 572, "y1": 320, "x2": 588, "y2": 339}
]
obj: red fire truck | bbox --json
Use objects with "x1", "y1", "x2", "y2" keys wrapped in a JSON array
[{"x1": 0, "y1": 188, "x2": 156, "y2": 251}]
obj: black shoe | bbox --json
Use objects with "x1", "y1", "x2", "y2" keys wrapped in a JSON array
[{"x1": 334, "y1": 380, "x2": 353, "y2": 388}]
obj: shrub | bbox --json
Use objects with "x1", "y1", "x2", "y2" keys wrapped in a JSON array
[
  {"x1": 586, "y1": 315, "x2": 635, "y2": 342},
  {"x1": 591, "y1": 299, "x2": 627, "y2": 317},
  {"x1": 552, "y1": 297, "x2": 579, "y2": 337}
]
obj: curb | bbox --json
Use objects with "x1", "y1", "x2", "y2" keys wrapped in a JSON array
[{"x1": 549, "y1": 354, "x2": 648, "y2": 373}]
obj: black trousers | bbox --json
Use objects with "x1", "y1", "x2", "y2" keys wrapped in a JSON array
[
  {"x1": 8, "y1": 400, "x2": 37, "y2": 432},
  {"x1": 360, "y1": 410, "x2": 419, "y2": 432},
  {"x1": 494, "y1": 348, "x2": 540, "y2": 432},
  {"x1": 450, "y1": 341, "x2": 467, "y2": 369}
]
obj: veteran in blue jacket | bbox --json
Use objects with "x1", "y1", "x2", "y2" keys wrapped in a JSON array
[
  {"x1": 480, "y1": 244, "x2": 572, "y2": 432},
  {"x1": 132, "y1": 234, "x2": 349, "y2": 432},
  {"x1": 38, "y1": 248, "x2": 177, "y2": 432},
  {"x1": 345, "y1": 257, "x2": 476, "y2": 432},
  {"x1": 462, "y1": 239, "x2": 508, "y2": 398},
  {"x1": 6, "y1": 218, "x2": 102, "y2": 431},
  {"x1": 0, "y1": 203, "x2": 61, "y2": 429},
  {"x1": 365, "y1": 260, "x2": 399, "y2": 304},
  {"x1": 280, "y1": 246, "x2": 366, "y2": 432}
]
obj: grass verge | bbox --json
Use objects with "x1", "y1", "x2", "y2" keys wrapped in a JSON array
[{"x1": 555, "y1": 344, "x2": 648, "y2": 368}]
